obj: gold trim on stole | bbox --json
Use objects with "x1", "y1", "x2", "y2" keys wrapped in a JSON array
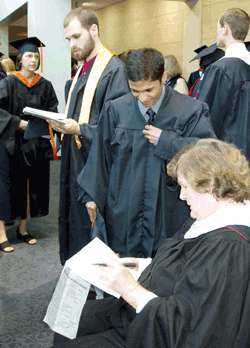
[{"x1": 64, "y1": 47, "x2": 115, "y2": 149}]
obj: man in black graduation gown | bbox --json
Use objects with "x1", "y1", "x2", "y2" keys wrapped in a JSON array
[
  {"x1": 0, "y1": 61, "x2": 7, "y2": 81},
  {"x1": 77, "y1": 48, "x2": 216, "y2": 259},
  {"x1": 0, "y1": 47, "x2": 7, "y2": 81},
  {"x1": 197, "y1": 8, "x2": 250, "y2": 160},
  {"x1": 188, "y1": 44, "x2": 225, "y2": 98},
  {"x1": 48, "y1": 8, "x2": 130, "y2": 265},
  {"x1": 187, "y1": 45, "x2": 207, "y2": 90}
]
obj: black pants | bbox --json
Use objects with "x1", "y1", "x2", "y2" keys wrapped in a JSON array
[{"x1": 53, "y1": 298, "x2": 126, "y2": 348}]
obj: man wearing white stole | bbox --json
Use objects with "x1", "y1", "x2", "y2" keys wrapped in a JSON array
[{"x1": 48, "y1": 7, "x2": 130, "y2": 265}]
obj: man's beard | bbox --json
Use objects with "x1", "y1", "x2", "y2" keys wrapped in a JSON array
[{"x1": 73, "y1": 33, "x2": 95, "y2": 61}]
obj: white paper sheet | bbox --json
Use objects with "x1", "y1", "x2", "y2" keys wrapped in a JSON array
[
  {"x1": 44, "y1": 267, "x2": 90, "y2": 339},
  {"x1": 22, "y1": 106, "x2": 66, "y2": 124},
  {"x1": 44, "y1": 238, "x2": 140, "y2": 339}
]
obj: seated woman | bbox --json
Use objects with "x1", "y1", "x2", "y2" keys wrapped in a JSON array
[
  {"x1": 163, "y1": 54, "x2": 189, "y2": 94},
  {"x1": 53, "y1": 139, "x2": 250, "y2": 348}
]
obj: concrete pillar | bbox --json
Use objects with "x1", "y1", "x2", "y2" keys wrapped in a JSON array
[
  {"x1": 183, "y1": 0, "x2": 203, "y2": 79},
  {"x1": 0, "y1": 25, "x2": 9, "y2": 57},
  {"x1": 28, "y1": 0, "x2": 71, "y2": 112}
]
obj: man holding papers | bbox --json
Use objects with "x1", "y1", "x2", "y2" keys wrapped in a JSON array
[{"x1": 48, "y1": 7, "x2": 129, "y2": 265}]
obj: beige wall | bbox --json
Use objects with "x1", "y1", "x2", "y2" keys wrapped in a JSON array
[
  {"x1": 203, "y1": 0, "x2": 250, "y2": 44},
  {"x1": 96, "y1": 0, "x2": 250, "y2": 79}
]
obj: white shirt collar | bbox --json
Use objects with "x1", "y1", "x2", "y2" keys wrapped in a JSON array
[
  {"x1": 184, "y1": 201, "x2": 250, "y2": 239},
  {"x1": 223, "y1": 42, "x2": 250, "y2": 66}
]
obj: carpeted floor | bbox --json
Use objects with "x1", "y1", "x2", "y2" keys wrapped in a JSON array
[{"x1": 0, "y1": 160, "x2": 63, "y2": 348}]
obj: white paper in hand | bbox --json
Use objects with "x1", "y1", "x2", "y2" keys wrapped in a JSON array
[
  {"x1": 65, "y1": 238, "x2": 121, "y2": 298},
  {"x1": 23, "y1": 106, "x2": 66, "y2": 124}
]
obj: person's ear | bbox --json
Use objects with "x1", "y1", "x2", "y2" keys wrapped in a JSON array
[
  {"x1": 162, "y1": 71, "x2": 168, "y2": 83},
  {"x1": 90, "y1": 24, "x2": 98, "y2": 38},
  {"x1": 223, "y1": 23, "x2": 230, "y2": 37}
]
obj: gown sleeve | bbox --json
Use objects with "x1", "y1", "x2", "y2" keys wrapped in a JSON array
[
  {"x1": 126, "y1": 231, "x2": 250, "y2": 348},
  {"x1": 0, "y1": 78, "x2": 21, "y2": 154},
  {"x1": 154, "y1": 101, "x2": 216, "y2": 161},
  {"x1": 78, "y1": 65, "x2": 129, "y2": 154},
  {"x1": 77, "y1": 101, "x2": 115, "y2": 212},
  {"x1": 197, "y1": 64, "x2": 234, "y2": 136}
]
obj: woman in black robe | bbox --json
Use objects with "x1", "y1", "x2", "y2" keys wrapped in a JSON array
[
  {"x1": 53, "y1": 139, "x2": 250, "y2": 348},
  {"x1": 0, "y1": 37, "x2": 58, "y2": 252}
]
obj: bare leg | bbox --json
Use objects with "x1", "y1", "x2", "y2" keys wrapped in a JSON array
[
  {"x1": 18, "y1": 179, "x2": 37, "y2": 245},
  {"x1": 0, "y1": 220, "x2": 14, "y2": 251}
]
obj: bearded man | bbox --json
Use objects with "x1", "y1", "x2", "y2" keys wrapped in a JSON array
[{"x1": 48, "y1": 7, "x2": 129, "y2": 265}]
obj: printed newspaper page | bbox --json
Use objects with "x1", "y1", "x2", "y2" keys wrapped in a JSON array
[
  {"x1": 44, "y1": 238, "x2": 140, "y2": 339},
  {"x1": 44, "y1": 266, "x2": 90, "y2": 339}
]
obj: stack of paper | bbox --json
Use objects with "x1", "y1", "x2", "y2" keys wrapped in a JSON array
[
  {"x1": 43, "y1": 238, "x2": 140, "y2": 339},
  {"x1": 23, "y1": 107, "x2": 66, "y2": 124}
]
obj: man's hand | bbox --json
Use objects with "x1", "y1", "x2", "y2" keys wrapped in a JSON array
[
  {"x1": 86, "y1": 201, "x2": 98, "y2": 223},
  {"x1": 47, "y1": 118, "x2": 80, "y2": 135},
  {"x1": 142, "y1": 125, "x2": 162, "y2": 144},
  {"x1": 19, "y1": 120, "x2": 28, "y2": 131}
]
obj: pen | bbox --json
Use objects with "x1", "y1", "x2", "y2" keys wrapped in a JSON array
[{"x1": 91, "y1": 262, "x2": 137, "y2": 268}]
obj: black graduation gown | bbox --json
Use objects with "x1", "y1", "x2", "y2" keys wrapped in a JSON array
[
  {"x1": 53, "y1": 223, "x2": 250, "y2": 348},
  {"x1": 187, "y1": 70, "x2": 200, "y2": 90},
  {"x1": 0, "y1": 64, "x2": 7, "y2": 81},
  {"x1": 59, "y1": 56, "x2": 130, "y2": 265},
  {"x1": 197, "y1": 57, "x2": 250, "y2": 160},
  {"x1": 125, "y1": 224, "x2": 250, "y2": 347},
  {"x1": 0, "y1": 74, "x2": 58, "y2": 221},
  {"x1": 77, "y1": 88, "x2": 216, "y2": 258},
  {"x1": 64, "y1": 78, "x2": 73, "y2": 103}
]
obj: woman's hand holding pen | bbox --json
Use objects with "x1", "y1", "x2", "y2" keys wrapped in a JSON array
[
  {"x1": 98, "y1": 259, "x2": 148, "y2": 309},
  {"x1": 119, "y1": 257, "x2": 139, "y2": 271}
]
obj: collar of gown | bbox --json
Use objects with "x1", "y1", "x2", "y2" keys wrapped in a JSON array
[
  {"x1": 184, "y1": 201, "x2": 250, "y2": 239},
  {"x1": 223, "y1": 42, "x2": 250, "y2": 66}
]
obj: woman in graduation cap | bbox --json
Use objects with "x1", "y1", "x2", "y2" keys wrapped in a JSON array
[{"x1": 0, "y1": 36, "x2": 58, "y2": 252}]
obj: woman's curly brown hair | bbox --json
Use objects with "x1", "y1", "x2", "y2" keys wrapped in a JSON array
[{"x1": 167, "y1": 139, "x2": 250, "y2": 203}]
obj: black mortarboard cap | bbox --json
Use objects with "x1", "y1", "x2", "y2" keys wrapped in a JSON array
[
  {"x1": 245, "y1": 41, "x2": 250, "y2": 52},
  {"x1": 194, "y1": 45, "x2": 207, "y2": 54},
  {"x1": 24, "y1": 117, "x2": 50, "y2": 140},
  {"x1": 189, "y1": 43, "x2": 224, "y2": 63},
  {"x1": 0, "y1": 52, "x2": 4, "y2": 57},
  {"x1": 9, "y1": 37, "x2": 45, "y2": 54}
]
